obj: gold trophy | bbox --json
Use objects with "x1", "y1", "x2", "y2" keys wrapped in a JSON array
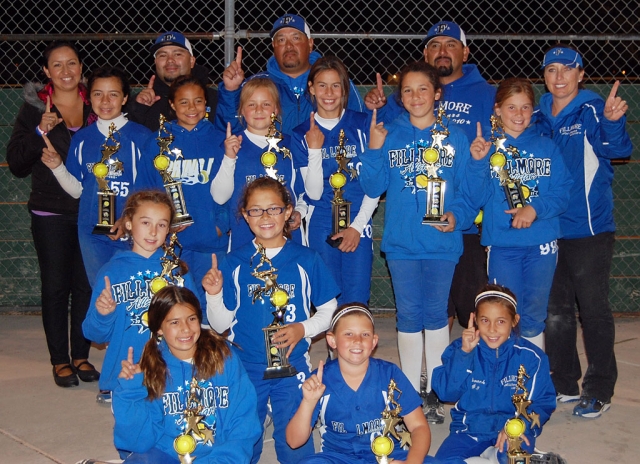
[
  {"x1": 489, "y1": 115, "x2": 530, "y2": 214},
  {"x1": 250, "y1": 244, "x2": 297, "y2": 379},
  {"x1": 173, "y1": 377, "x2": 214, "y2": 464},
  {"x1": 421, "y1": 105, "x2": 451, "y2": 226},
  {"x1": 371, "y1": 379, "x2": 413, "y2": 463},
  {"x1": 503, "y1": 365, "x2": 541, "y2": 464},
  {"x1": 149, "y1": 233, "x2": 186, "y2": 294},
  {"x1": 154, "y1": 115, "x2": 194, "y2": 227},
  {"x1": 92, "y1": 123, "x2": 123, "y2": 235},
  {"x1": 327, "y1": 129, "x2": 358, "y2": 247},
  {"x1": 261, "y1": 113, "x2": 292, "y2": 181}
]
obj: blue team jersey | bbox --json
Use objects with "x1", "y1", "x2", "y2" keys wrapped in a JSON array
[
  {"x1": 82, "y1": 248, "x2": 197, "y2": 392},
  {"x1": 291, "y1": 110, "x2": 370, "y2": 221},
  {"x1": 219, "y1": 240, "x2": 339, "y2": 365},
  {"x1": 66, "y1": 120, "x2": 152, "y2": 235},
  {"x1": 310, "y1": 358, "x2": 422, "y2": 460}
]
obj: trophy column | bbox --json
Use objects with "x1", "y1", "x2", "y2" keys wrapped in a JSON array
[{"x1": 92, "y1": 122, "x2": 122, "y2": 235}]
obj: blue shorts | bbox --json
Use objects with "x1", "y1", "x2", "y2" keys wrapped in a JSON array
[{"x1": 388, "y1": 259, "x2": 455, "y2": 332}]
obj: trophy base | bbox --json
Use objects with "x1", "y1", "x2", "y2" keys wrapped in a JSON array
[
  {"x1": 92, "y1": 224, "x2": 117, "y2": 235},
  {"x1": 173, "y1": 215, "x2": 195, "y2": 227},
  {"x1": 263, "y1": 364, "x2": 298, "y2": 380},
  {"x1": 326, "y1": 235, "x2": 343, "y2": 248},
  {"x1": 422, "y1": 216, "x2": 448, "y2": 226}
]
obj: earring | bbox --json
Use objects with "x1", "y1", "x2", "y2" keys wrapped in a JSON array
[{"x1": 156, "y1": 334, "x2": 163, "y2": 344}]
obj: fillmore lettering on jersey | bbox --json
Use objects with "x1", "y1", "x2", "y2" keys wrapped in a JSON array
[
  {"x1": 162, "y1": 384, "x2": 229, "y2": 416},
  {"x1": 355, "y1": 418, "x2": 383, "y2": 436},
  {"x1": 388, "y1": 146, "x2": 455, "y2": 169},
  {"x1": 167, "y1": 157, "x2": 216, "y2": 185},
  {"x1": 558, "y1": 123, "x2": 582, "y2": 137},
  {"x1": 491, "y1": 157, "x2": 552, "y2": 183},
  {"x1": 247, "y1": 283, "x2": 296, "y2": 299},
  {"x1": 321, "y1": 143, "x2": 358, "y2": 159}
]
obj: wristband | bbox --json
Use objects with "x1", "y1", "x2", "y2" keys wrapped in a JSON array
[{"x1": 36, "y1": 126, "x2": 48, "y2": 136}]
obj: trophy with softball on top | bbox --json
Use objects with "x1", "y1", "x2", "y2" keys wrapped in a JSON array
[
  {"x1": 154, "y1": 115, "x2": 194, "y2": 227},
  {"x1": 250, "y1": 244, "x2": 298, "y2": 380},
  {"x1": 371, "y1": 379, "x2": 413, "y2": 463},
  {"x1": 261, "y1": 113, "x2": 292, "y2": 181},
  {"x1": 327, "y1": 129, "x2": 358, "y2": 247},
  {"x1": 421, "y1": 105, "x2": 451, "y2": 226},
  {"x1": 92, "y1": 122, "x2": 123, "y2": 235},
  {"x1": 149, "y1": 232, "x2": 186, "y2": 294}
]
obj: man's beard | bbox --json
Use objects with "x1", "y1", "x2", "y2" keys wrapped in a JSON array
[{"x1": 437, "y1": 65, "x2": 454, "y2": 77}]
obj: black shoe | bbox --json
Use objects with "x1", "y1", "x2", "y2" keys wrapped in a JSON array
[
  {"x1": 72, "y1": 360, "x2": 100, "y2": 382},
  {"x1": 53, "y1": 364, "x2": 79, "y2": 388}
]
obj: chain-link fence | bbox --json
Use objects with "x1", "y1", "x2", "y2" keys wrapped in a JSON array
[{"x1": 1, "y1": 1, "x2": 639, "y2": 311}]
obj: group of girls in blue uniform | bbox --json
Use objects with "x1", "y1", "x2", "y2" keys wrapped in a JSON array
[{"x1": 34, "y1": 27, "x2": 631, "y2": 462}]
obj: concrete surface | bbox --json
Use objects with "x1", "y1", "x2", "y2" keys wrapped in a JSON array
[{"x1": 1, "y1": 313, "x2": 639, "y2": 463}]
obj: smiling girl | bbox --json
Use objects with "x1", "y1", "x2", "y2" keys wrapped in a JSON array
[
  {"x1": 42, "y1": 67, "x2": 153, "y2": 286},
  {"x1": 467, "y1": 78, "x2": 572, "y2": 350},
  {"x1": 432, "y1": 284, "x2": 557, "y2": 463}
]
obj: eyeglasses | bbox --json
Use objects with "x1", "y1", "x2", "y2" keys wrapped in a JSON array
[{"x1": 245, "y1": 206, "x2": 286, "y2": 217}]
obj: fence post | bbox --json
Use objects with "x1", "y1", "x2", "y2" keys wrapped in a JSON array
[{"x1": 224, "y1": 0, "x2": 235, "y2": 66}]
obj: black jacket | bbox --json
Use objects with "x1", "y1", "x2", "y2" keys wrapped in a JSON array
[
  {"x1": 126, "y1": 64, "x2": 218, "y2": 131},
  {"x1": 7, "y1": 83, "x2": 93, "y2": 215}
]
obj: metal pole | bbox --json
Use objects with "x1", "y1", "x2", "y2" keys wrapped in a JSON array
[{"x1": 224, "y1": 0, "x2": 235, "y2": 66}]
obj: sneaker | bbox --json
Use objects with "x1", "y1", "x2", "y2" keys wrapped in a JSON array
[
  {"x1": 531, "y1": 451, "x2": 568, "y2": 464},
  {"x1": 423, "y1": 391, "x2": 445, "y2": 424},
  {"x1": 96, "y1": 390, "x2": 112, "y2": 404},
  {"x1": 572, "y1": 396, "x2": 611, "y2": 418},
  {"x1": 556, "y1": 393, "x2": 580, "y2": 403}
]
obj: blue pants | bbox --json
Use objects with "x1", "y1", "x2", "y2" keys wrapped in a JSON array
[
  {"x1": 123, "y1": 448, "x2": 177, "y2": 463},
  {"x1": 388, "y1": 259, "x2": 456, "y2": 332},
  {"x1": 243, "y1": 357, "x2": 313, "y2": 464},
  {"x1": 300, "y1": 450, "x2": 439, "y2": 463},
  {"x1": 546, "y1": 232, "x2": 617, "y2": 401},
  {"x1": 78, "y1": 230, "x2": 129, "y2": 288},
  {"x1": 308, "y1": 218, "x2": 373, "y2": 306},
  {"x1": 436, "y1": 432, "x2": 535, "y2": 463},
  {"x1": 487, "y1": 242, "x2": 558, "y2": 337},
  {"x1": 181, "y1": 248, "x2": 226, "y2": 324},
  {"x1": 31, "y1": 213, "x2": 92, "y2": 365}
]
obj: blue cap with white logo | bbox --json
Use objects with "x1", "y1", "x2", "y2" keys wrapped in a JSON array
[
  {"x1": 421, "y1": 21, "x2": 467, "y2": 49},
  {"x1": 150, "y1": 31, "x2": 194, "y2": 56},
  {"x1": 541, "y1": 47, "x2": 583, "y2": 69},
  {"x1": 270, "y1": 14, "x2": 311, "y2": 39}
]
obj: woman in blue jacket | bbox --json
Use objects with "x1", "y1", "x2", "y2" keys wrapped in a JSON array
[{"x1": 535, "y1": 45, "x2": 632, "y2": 418}]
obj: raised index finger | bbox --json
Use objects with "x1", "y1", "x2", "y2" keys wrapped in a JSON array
[
  {"x1": 468, "y1": 312, "x2": 475, "y2": 329},
  {"x1": 226, "y1": 122, "x2": 232, "y2": 138},
  {"x1": 45, "y1": 96, "x2": 51, "y2": 113},
  {"x1": 608, "y1": 80, "x2": 620, "y2": 100},
  {"x1": 104, "y1": 275, "x2": 112, "y2": 292},
  {"x1": 236, "y1": 46, "x2": 243, "y2": 66},
  {"x1": 127, "y1": 346, "x2": 134, "y2": 364},
  {"x1": 309, "y1": 112, "x2": 315, "y2": 128},
  {"x1": 148, "y1": 75, "x2": 155, "y2": 89},
  {"x1": 376, "y1": 73, "x2": 383, "y2": 93},
  {"x1": 41, "y1": 134, "x2": 55, "y2": 151},
  {"x1": 476, "y1": 122, "x2": 483, "y2": 139},
  {"x1": 211, "y1": 253, "x2": 218, "y2": 270},
  {"x1": 317, "y1": 359, "x2": 324, "y2": 383},
  {"x1": 371, "y1": 108, "x2": 377, "y2": 128}
]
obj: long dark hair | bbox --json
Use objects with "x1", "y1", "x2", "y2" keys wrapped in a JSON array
[
  {"x1": 396, "y1": 60, "x2": 444, "y2": 105},
  {"x1": 307, "y1": 55, "x2": 351, "y2": 110},
  {"x1": 140, "y1": 286, "x2": 231, "y2": 400}
]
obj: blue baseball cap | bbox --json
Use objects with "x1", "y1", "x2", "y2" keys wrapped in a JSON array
[
  {"x1": 270, "y1": 14, "x2": 311, "y2": 39},
  {"x1": 541, "y1": 47, "x2": 583, "y2": 69},
  {"x1": 420, "y1": 21, "x2": 467, "y2": 49},
  {"x1": 150, "y1": 31, "x2": 194, "y2": 56}
]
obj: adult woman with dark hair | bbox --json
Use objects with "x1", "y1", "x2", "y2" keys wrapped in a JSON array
[
  {"x1": 7, "y1": 41, "x2": 98, "y2": 388},
  {"x1": 535, "y1": 44, "x2": 632, "y2": 418}
]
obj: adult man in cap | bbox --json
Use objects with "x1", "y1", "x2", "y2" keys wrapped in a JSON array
[
  {"x1": 217, "y1": 13, "x2": 364, "y2": 134},
  {"x1": 365, "y1": 21, "x2": 495, "y2": 425},
  {"x1": 127, "y1": 31, "x2": 218, "y2": 131}
]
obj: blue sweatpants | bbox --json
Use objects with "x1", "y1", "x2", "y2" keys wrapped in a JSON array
[
  {"x1": 79, "y1": 231, "x2": 129, "y2": 288},
  {"x1": 300, "y1": 449, "x2": 439, "y2": 463},
  {"x1": 487, "y1": 242, "x2": 558, "y2": 337},
  {"x1": 307, "y1": 218, "x2": 373, "y2": 306},
  {"x1": 436, "y1": 432, "x2": 535, "y2": 463}
]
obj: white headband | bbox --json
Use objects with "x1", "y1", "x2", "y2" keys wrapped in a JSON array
[
  {"x1": 330, "y1": 306, "x2": 374, "y2": 330},
  {"x1": 475, "y1": 291, "x2": 517, "y2": 310}
]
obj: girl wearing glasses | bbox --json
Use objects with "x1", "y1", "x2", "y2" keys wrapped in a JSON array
[{"x1": 203, "y1": 177, "x2": 339, "y2": 464}]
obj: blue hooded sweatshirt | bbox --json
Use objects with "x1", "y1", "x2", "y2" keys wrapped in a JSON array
[
  {"x1": 432, "y1": 335, "x2": 556, "y2": 444},
  {"x1": 466, "y1": 125, "x2": 573, "y2": 247},
  {"x1": 359, "y1": 112, "x2": 478, "y2": 262},
  {"x1": 113, "y1": 342, "x2": 261, "y2": 463},
  {"x1": 82, "y1": 248, "x2": 197, "y2": 392},
  {"x1": 215, "y1": 51, "x2": 364, "y2": 135},
  {"x1": 138, "y1": 118, "x2": 230, "y2": 253},
  {"x1": 534, "y1": 89, "x2": 632, "y2": 239}
]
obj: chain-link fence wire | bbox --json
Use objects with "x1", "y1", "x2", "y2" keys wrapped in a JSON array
[{"x1": 1, "y1": 0, "x2": 639, "y2": 310}]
